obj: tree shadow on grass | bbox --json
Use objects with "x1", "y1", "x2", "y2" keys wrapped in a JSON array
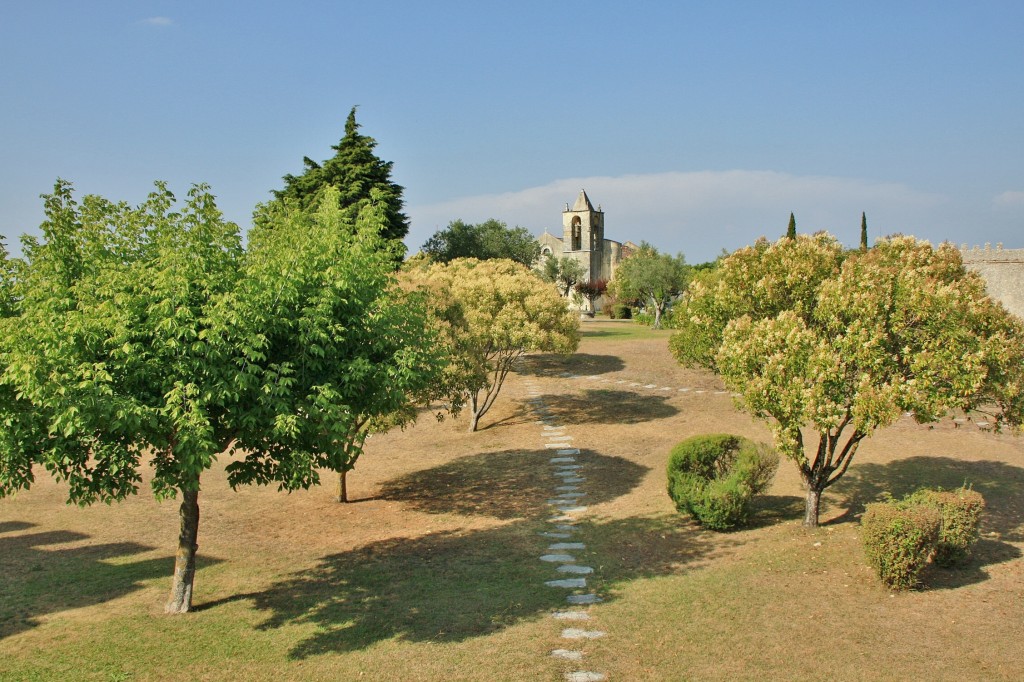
[
  {"x1": 208, "y1": 514, "x2": 728, "y2": 659},
  {"x1": 0, "y1": 525, "x2": 183, "y2": 640},
  {"x1": 377, "y1": 448, "x2": 649, "y2": 520},
  {"x1": 828, "y1": 456, "x2": 1024, "y2": 588},
  {"x1": 541, "y1": 389, "x2": 679, "y2": 425},
  {"x1": 829, "y1": 456, "x2": 1024, "y2": 538},
  {"x1": 517, "y1": 353, "x2": 625, "y2": 377},
  {"x1": 747, "y1": 495, "x2": 806, "y2": 528}
]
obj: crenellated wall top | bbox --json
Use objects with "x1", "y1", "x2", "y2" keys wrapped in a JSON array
[{"x1": 958, "y1": 243, "x2": 1024, "y2": 263}]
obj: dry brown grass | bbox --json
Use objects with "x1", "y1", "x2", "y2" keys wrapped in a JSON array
[{"x1": 2, "y1": 319, "x2": 1022, "y2": 680}]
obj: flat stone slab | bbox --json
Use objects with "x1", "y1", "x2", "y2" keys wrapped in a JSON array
[
  {"x1": 559, "y1": 506, "x2": 588, "y2": 514},
  {"x1": 567, "y1": 593, "x2": 603, "y2": 605},
  {"x1": 552, "y1": 610, "x2": 591, "y2": 621},
  {"x1": 546, "y1": 443, "x2": 575, "y2": 449},
  {"x1": 555, "y1": 485, "x2": 580, "y2": 492},
  {"x1": 558, "y1": 565, "x2": 594, "y2": 575},
  {"x1": 551, "y1": 649, "x2": 583, "y2": 661},
  {"x1": 540, "y1": 554, "x2": 575, "y2": 562},
  {"x1": 678, "y1": 387, "x2": 691, "y2": 392},
  {"x1": 546, "y1": 435, "x2": 573, "y2": 441},
  {"x1": 555, "y1": 464, "x2": 583, "y2": 470},
  {"x1": 553, "y1": 524, "x2": 576, "y2": 531},
  {"x1": 557, "y1": 492, "x2": 586, "y2": 499},
  {"x1": 643, "y1": 383, "x2": 657, "y2": 388},
  {"x1": 549, "y1": 542, "x2": 586, "y2": 550},
  {"x1": 548, "y1": 515, "x2": 574, "y2": 523},
  {"x1": 557, "y1": 448, "x2": 580, "y2": 455},
  {"x1": 546, "y1": 578, "x2": 587, "y2": 589},
  {"x1": 539, "y1": 532, "x2": 572, "y2": 539},
  {"x1": 550, "y1": 457, "x2": 576, "y2": 463},
  {"x1": 557, "y1": 477, "x2": 585, "y2": 484},
  {"x1": 566, "y1": 672, "x2": 607, "y2": 682},
  {"x1": 561, "y1": 628, "x2": 605, "y2": 639}
]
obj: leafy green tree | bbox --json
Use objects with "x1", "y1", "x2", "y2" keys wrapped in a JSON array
[
  {"x1": 260, "y1": 107, "x2": 409, "y2": 244},
  {"x1": 542, "y1": 256, "x2": 587, "y2": 298},
  {"x1": 1, "y1": 182, "x2": 446, "y2": 613},
  {"x1": 409, "y1": 258, "x2": 579, "y2": 432},
  {"x1": 1, "y1": 180, "x2": 245, "y2": 613},
  {"x1": 608, "y1": 242, "x2": 689, "y2": 329},
  {"x1": 421, "y1": 218, "x2": 541, "y2": 267},
  {"x1": 227, "y1": 188, "x2": 448, "y2": 504},
  {"x1": 787, "y1": 212, "x2": 797, "y2": 240},
  {"x1": 671, "y1": 234, "x2": 1024, "y2": 526}
]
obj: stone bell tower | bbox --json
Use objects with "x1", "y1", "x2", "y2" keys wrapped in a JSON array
[{"x1": 562, "y1": 189, "x2": 604, "y2": 281}]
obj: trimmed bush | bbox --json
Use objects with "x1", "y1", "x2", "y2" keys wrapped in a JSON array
[
  {"x1": 666, "y1": 434, "x2": 779, "y2": 531},
  {"x1": 861, "y1": 502, "x2": 942, "y2": 590},
  {"x1": 902, "y1": 487, "x2": 985, "y2": 567},
  {"x1": 609, "y1": 304, "x2": 632, "y2": 320}
]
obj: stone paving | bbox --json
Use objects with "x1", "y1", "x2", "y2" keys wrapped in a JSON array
[
  {"x1": 521, "y1": 371, "x2": 737, "y2": 680},
  {"x1": 524, "y1": 377, "x2": 608, "y2": 682}
]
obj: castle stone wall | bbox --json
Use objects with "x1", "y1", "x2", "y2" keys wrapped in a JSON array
[{"x1": 960, "y1": 245, "x2": 1024, "y2": 320}]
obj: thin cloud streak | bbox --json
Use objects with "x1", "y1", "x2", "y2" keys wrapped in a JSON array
[
  {"x1": 140, "y1": 17, "x2": 175, "y2": 27},
  {"x1": 407, "y1": 171, "x2": 950, "y2": 263}
]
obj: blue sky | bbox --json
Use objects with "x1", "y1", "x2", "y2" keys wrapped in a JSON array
[{"x1": 2, "y1": 2, "x2": 1022, "y2": 263}]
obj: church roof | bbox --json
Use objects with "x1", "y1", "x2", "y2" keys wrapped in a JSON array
[{"x1": 570, "y1": 189, "x2": 595, "y2": 213}]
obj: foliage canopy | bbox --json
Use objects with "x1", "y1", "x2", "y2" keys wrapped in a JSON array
[
  {"x1": 671, "y1": 233, "x2": 1024, "y2": 526},
  {"x1": 407, "y1": 258, "x2": 579, "y2": 431},
  {"x1": 420, "y1": 218, "x2": 540, "y2": 267},
  {"x1": 541, "y1": 256, "x2": 587, "y2": 298},
  {"x1": 0, "y1": 181, "x2": 445, "y2": 612},
  {"x1": 608, "y1": 241, "x2": 689, "y2": 329},
  {"x1": 259, "y1": 107, "x2": 409, "y2": 245}
]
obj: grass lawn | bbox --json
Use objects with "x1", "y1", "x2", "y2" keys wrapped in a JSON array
[{"x1": 2, "y1": 319, "x2": 1022, "y2": 680}]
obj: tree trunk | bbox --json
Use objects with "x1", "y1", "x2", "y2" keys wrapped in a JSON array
[
  {"x1": 336, "y1": 470, "x2": 349, "y2": 503},
  {"x1": 165, "y1": 487, "x2": 200, "y2": 613},
  {"x1": 468, "y1": 410, "x2": 480, "y2": 432},
  {"x1": 804, "y1": 485, "x2": 822, "y2": 528},
  {"x1": 652, "y1": 303, "x2": 663, "y2": 329}
]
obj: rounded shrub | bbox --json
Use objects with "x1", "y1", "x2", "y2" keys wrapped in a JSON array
[
  {"x1": 861, "y1": 502, "x2": 942, "y2": 590},
  {"x1": 666, "y1": 434, "x2": 779, "y2": 531},
  {"x1": 610, "y1": 304, "x2": 632, "y2": 320},
  {"x1": 901, "y1": 487, "x2": 985, "y2": 567}
]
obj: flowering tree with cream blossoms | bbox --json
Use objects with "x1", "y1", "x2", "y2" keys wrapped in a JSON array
[
  {"x1": 671, "y1": 234, "x2": 1024, "y2": 526},
  {"x1": 407, "y1": 258, "x2": 579, "y2": 432}
]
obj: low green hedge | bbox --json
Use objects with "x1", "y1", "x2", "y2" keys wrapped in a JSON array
[
  {"x1": 901, "y1": 487, "x2": 985, "y2": 567},
  {"x1": 861, "y1": 486, "x2": 985, "y2": 589},
  {"x1": 666, "y1": 434, "x2": 779, "y2": 531},
  {"x1": 861, "y1": 502, "x2": 941, "y2": 590}
]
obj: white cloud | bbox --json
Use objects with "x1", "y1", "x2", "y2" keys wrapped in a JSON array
[
  {"x1": 141, "y1": 16, "x2": 175, "y2": 27},
  {"x1": 994, "y1": 190, "x2": 1024, "y2": 207},
  {"x1": 406, "y1": 171, "x2": 948, "y2": 263}
]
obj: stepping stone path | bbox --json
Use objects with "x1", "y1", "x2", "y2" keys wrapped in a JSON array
[{"x1": 524, "y1": 378, "x2": 607, "y2": 682}]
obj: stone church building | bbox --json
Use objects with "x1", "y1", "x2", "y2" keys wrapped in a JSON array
[{"x1": 537, "y1": 189, "x2": 634, "y2": 287}]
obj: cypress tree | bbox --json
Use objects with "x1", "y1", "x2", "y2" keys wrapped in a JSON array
[
  {"x1": 787, "y1": 213, "x2": 797, "y2": 240},
  {"x1": 860, "y1": 212, "x2": 868, "y2": 251},
  {"x1": 263, "y1": 107, "x2": 410, "y2": 243}
]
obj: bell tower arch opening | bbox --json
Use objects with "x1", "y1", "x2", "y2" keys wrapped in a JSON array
[{"x1": 571, "y1": 216, "x2": 582, "y2": 250}]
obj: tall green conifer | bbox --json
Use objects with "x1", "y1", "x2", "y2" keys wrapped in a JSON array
[
  {"x1": 787, "y1": 212, "x2": 797, "y2": 240},
  {"x1": 262, "y1": 107, "x2": 409, "y2": 244}
]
